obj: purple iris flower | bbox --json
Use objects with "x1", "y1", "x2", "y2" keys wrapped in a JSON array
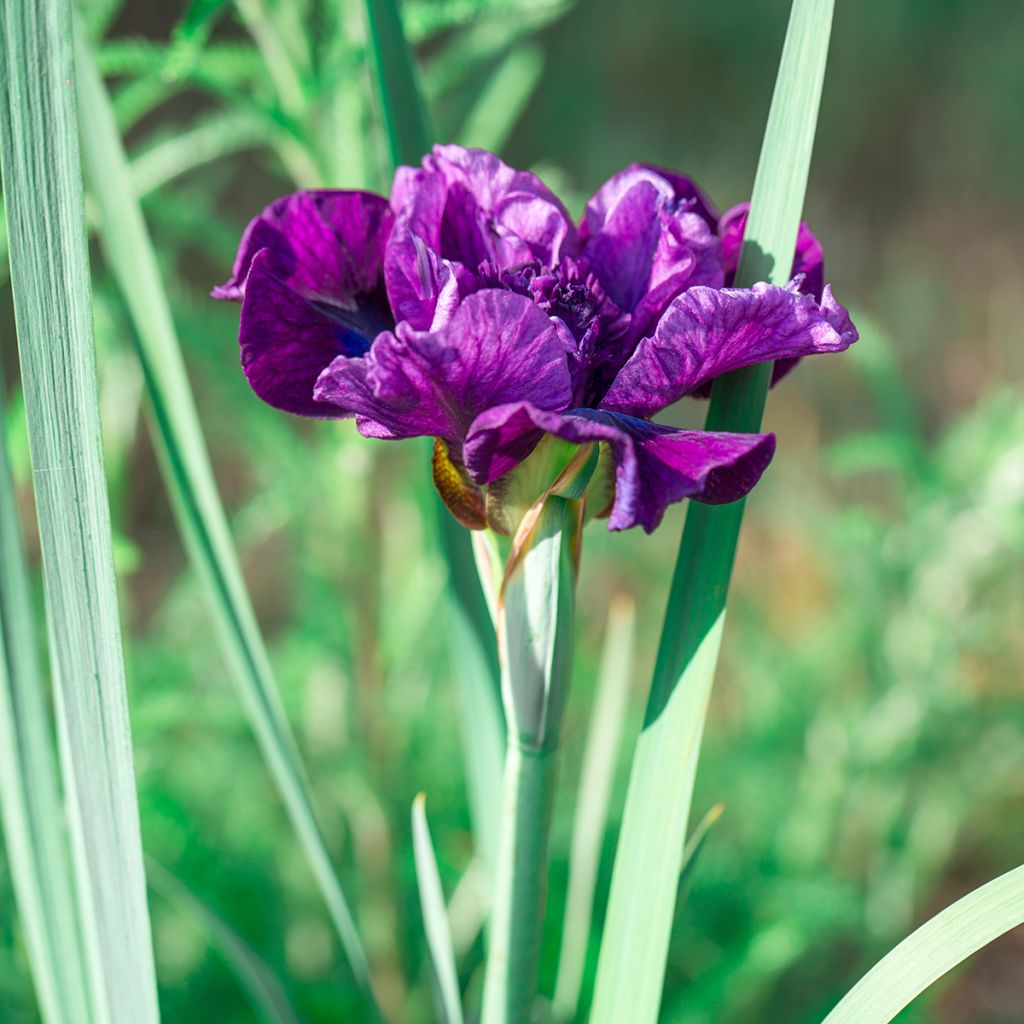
[{"x1": 215, "y1": 145, "x2": 857, "y2": 533}]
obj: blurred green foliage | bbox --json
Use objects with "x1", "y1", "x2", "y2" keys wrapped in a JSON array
[{"x1": 2, "y1": 0, "x2": 1023, "y2": 1022}]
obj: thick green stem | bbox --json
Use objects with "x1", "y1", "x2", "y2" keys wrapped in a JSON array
[
  {"x1": 482, "y1": 497, "x2": 579, "y2": 1023},
  {"x1": 482, "y1": 744, "x2": 559, "y2": 1023}
]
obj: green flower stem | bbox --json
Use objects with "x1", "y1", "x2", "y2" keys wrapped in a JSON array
[
  {"x1": 482, "y1": 497, "x2": 579, "y2": 1024},
  {"x1": 483, "y1": 743, "x2": 559, "y2": 1024}
]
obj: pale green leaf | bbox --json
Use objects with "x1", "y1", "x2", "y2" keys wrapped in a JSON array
[
  {"x1": 0, "y1": 0, "x2": 160, "y2": 1018},
  {"x1": 412, "y1": 795, "x2": 465, "y2": 1024},
  {"x1": 0, "y1": 379, "x2": 93, "y2": 1024},
  {"x1": 72, "y1": 27, "x2": 379, "y2": 1017},
  {"x1": 590, "y1": 3, "x2": 837, "y2": 1022},
  {"x1": 821, "y1": 864, "x2": 1024, "y2": 1024}
]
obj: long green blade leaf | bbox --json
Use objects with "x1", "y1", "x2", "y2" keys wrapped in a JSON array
[
  {"x1": 412, "y1": 795, "x2": 465, "y2": 1024},
  {"x1": 363, "y1": 0, "x2": 432, "y2": 165},
  {"x1": 821, "y1": 864, "x2": 1024, "y2": 1024},
  {"x1": 0, "y1": 1, "x2": 160, "y2": 1019},
  {"x1": 0, "y1": 379, "x2": 93, "y2": 1024},
  {"x1": 72, "y1": 27, "x2": 379, "y2": 1015},
  {"x1": 147, "y1": 860, "x2": 304, "y2": 1024},
  {"x1": 361, "y1": 0, "x2": 505, "y2": 877},
  {"x1": 589, "y1": 3, "x2": 836, "y2": 1021}
]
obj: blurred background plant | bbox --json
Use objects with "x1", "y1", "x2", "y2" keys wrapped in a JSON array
[{"x1": 1, "y1": 0, "x2": 1022, "y2": 1022}]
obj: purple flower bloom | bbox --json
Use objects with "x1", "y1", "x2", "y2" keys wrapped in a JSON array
[
  {"x1": 216, "y1": 146, "x2": 857, "y2": 533},
  {"x1": 214, "y1": 190, "x2": 394, "y2": 417}
]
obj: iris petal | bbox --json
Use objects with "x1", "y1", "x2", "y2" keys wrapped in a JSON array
[
  {"x1": 601, "y1": 282, "x2": 858, "y2": 419},
  {"x1": 213, "y1": 189, "x2": 392, "y2": 304},
  {"x1": 313, "y1": 290, "x2": 574, "y2": 451},
  {"x1": 580, "y1": 165, "x2": 724, "y2": 329},
  {"x1": 390, "y1": 144, "x2": 577, "y2": 272},
  {"x1": 714, "y1": 203, "x2": 827, "y2": 391},
  {"x1": 238, "y1": 250, "x2": 385, "y2": 418},
  {"x1": 464, "y1": 402, "x2": 775, "y2": 533}
]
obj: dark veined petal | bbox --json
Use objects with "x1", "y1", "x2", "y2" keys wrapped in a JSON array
[
  {"x1": 717, "y1": 202, "x2": 825, "y2": 391},
  {"x1": 580, "y1": 165, "x2": 724, "y2": 323},
  {"x1": 313, "y1": 289, "x2": 574, "y2": 449},
  {"x1": 238, "y1": 249, "x2": 385, "y2": 418},
  {"x1": 638, "y1": 164, "x2": 719, "y2": 229},
  {"x1": 213, "y1": 190, "x2": 393, "y2": 305},
  {"x1": 464, "y1": 403, "x2": 776, "y2": 532},
  {"x1": 718, "y1": 202, "x2": 824, "y2": 299},
  {"x1": 383, "y1": 226, "x2": 469, "y2": 331},
  {"x1": 600, "y1": 282, "x2": 858, "y2": 419},
  {"x1": 390, "y1": 144, "x2": 577, "y2": 271}
]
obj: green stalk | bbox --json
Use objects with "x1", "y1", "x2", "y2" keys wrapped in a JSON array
[
  {"x1": 552, "y1": 595, "x2": 635, "y2": 1022},
  {"x1": 590, "y1": 2, "x2": 837, "y2": 1021},
  {"x1": 482, "y1": 496, "x2": 579, "y2": 1024},
  {"x1": 484, "y1": 745, "x2": 559, "y2": 1023}
]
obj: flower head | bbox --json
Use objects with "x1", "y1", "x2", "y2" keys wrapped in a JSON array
[{"x1": 215, "y1": 146, "x2": 857, "y2": 533}]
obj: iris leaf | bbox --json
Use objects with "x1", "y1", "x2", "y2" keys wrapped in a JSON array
[
  {"x1": 363, "y1": 0, "x2": 432, "y2": 164},
  {"x1": 589, "y1": 2, "x2": 837, "y2": 1022},
  {"x1": 0, "y1": 0, "x2": 160, "y2": 1018},
  {"x1": 0, "y1": 379, "x2": 93, "y2": 1024},
  {"x1": 820, "y1": 864, "x2": 1024, "y2": 1024},
  {"x1": 72, "y1": 27, "x2": 380, "y2": 1017},
  {"x1": 411, "y1": 795, "x2": 466, "y2": 1024}
]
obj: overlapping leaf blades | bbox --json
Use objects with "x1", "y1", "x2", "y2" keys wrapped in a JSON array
[
  {"x1": 0, "y1": 0, "x2": 160, "y2": 1018},
  {"x1": 0, "y1": 381, "x2": 92, "y2": 1024},
  {"x1": 72, "y1": 26, "x2": 378, "y2": 1015}
]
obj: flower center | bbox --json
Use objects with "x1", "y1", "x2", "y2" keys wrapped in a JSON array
[{"x1": 477, "y1": 257, "x2": 628, "y2": 406}]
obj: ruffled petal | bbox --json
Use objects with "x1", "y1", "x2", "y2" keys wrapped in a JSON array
[
  {"x1": 638, "y1": 165, "x2": 719, "y2": 229},
  {"x1": 213, "y1": 190, "x2": 393, "y2": 306},
  {"x1": 601, "y1": 282, "x2": 858, "y2": 419},
  {"x1": 580, "y1": 165, "x2": 724, "y2": 324},
  {"x1": 383, "y1": 227, "x2": 466, "y2": 331},
  {"x1": 313, "y1": 289, "x2": 573, "y2": 448},
  {"x1": 718, "y1": 202, "x2": 824, "y2": 299},
  {"x1": 390, "y1": 144, "x2": 577, "y2": 271},
  {"x1": 238, "y1": 249, "x2": 376, "y2": 418},
  {"x1": 717, "y1": 202, "x2": 826, "y2": 390},
  {"x1": 464, "y1": 403, "x2": 775, "y2": 532}
]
